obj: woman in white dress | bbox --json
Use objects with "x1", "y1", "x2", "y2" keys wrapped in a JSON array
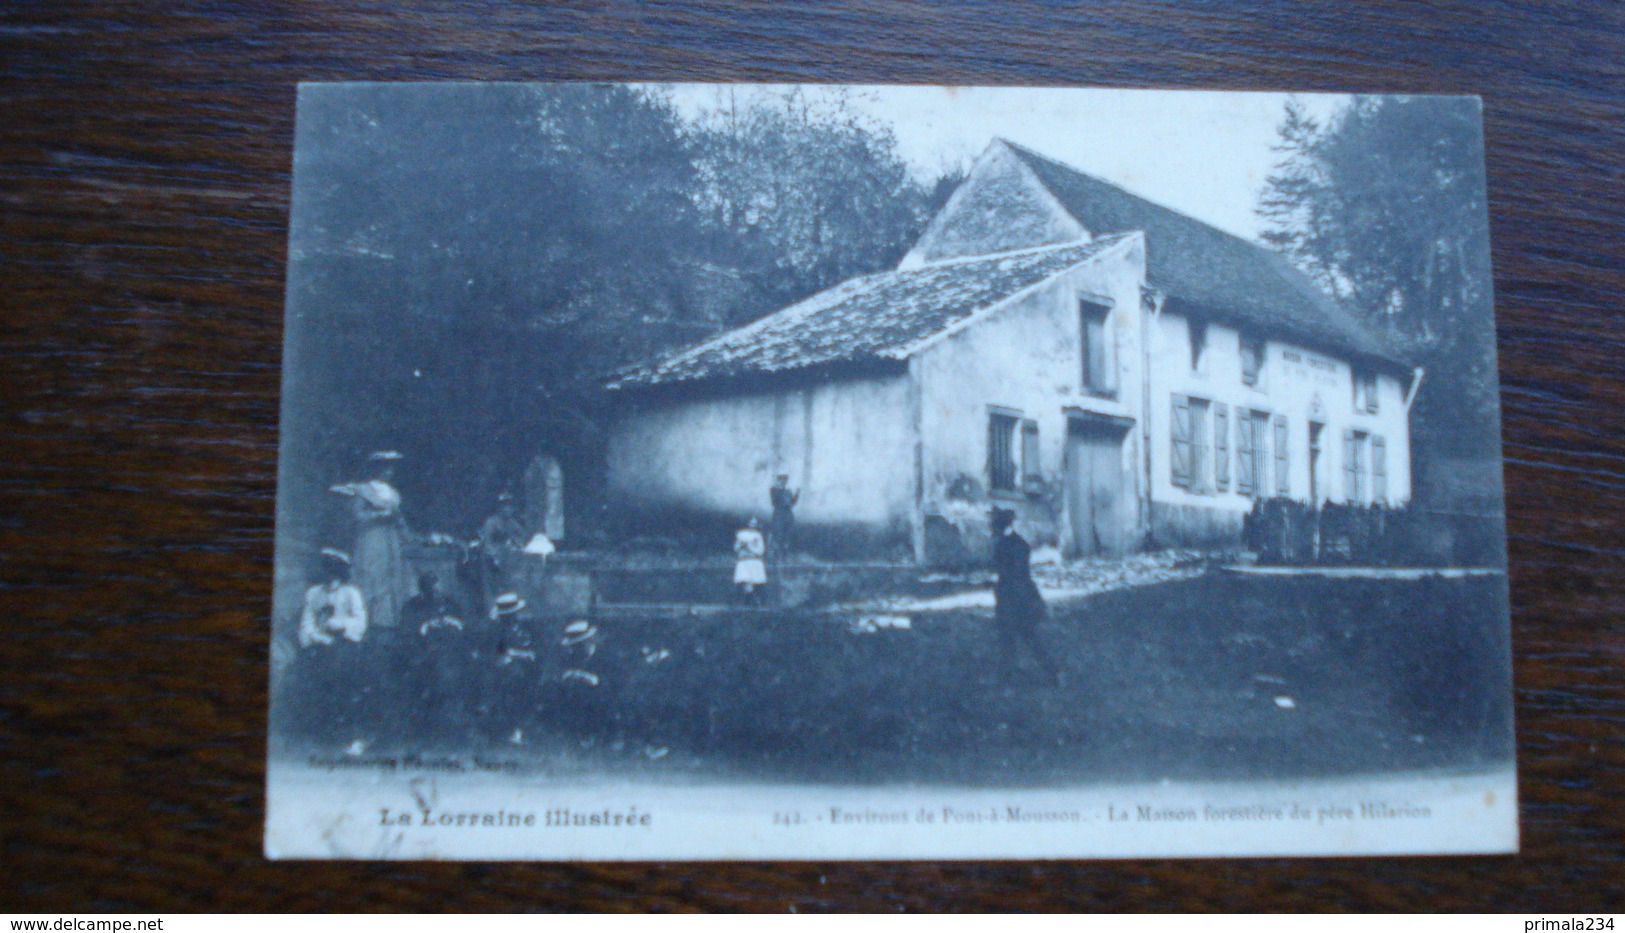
[
  {"x1": 733, "y1": 517, "x2": 768, "y2": 605},
  {"x1": 331, "y1": 450, "x2": 413, "y2": 632}
]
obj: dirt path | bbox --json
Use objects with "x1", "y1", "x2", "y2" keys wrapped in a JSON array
[{"x1": 841, "y1": 549, "x2": 1214, "y2": 615}]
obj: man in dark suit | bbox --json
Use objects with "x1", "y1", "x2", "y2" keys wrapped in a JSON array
[
  {"x1": 991, "y1": 508, "x2": 1060, "y2": 686},
  {"x1": 768, "y1": 473, "x2": 800, "y2": 561}
]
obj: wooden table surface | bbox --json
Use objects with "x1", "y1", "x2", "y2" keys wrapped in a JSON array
[{"x1": 2, "y1": 0, "x2": 1621, "y2": 913}]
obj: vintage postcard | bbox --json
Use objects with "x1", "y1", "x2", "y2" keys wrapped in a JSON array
[{"x1": 265, "y1": 83, "x2": 1516, "y2": 859}]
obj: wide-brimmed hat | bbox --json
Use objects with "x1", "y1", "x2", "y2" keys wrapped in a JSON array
[
  {"x1": 991, "y1": 507, "x2": 1017, "y2": 530},
  {"x1": 319, "y1": 547, "x2": 351, "y2": 565},
  {"x1": 560, "y1": 619, "x2": 599, "y2": 646},
  {"x1": 494, "y1": 593, "x2": 526, "y2": 616},
  {"x1": 368, "y1": 450, "x2": 403, "y2": 462},
  {"x1": 497, "y1": 491, "x2": 515, "y2": 503}
]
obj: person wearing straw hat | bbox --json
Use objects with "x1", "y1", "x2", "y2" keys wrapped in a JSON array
[
  {"x1": 733, "y1": 517, "x2": 768, "y2": 605},
  {"x1": 990, "y1": 508, "x2": 1060, "y2": 686},
  {"x1": 548, "y1": 619, "x2": 612, "y2": 739},
  {"x1": 330, "y1": 450, "x2": 414, "y2": 632},
  {"x1": 558, "y1": 619, "x2": 602, "y2": 683}
]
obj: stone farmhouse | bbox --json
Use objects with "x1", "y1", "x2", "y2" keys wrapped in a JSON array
[{"x1": 604, "y1": 139, "x2": 1417, "y2": 564}]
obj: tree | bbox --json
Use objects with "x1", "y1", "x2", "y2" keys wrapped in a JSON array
[
  {"x1": 1259, "y1": 96, "x2": 1500, "y2": 468},
  {"x1": 282, "y1": 84, "x2": 945, "y2": 545},
  {"x1": 685, "y1": 87, "x2": 937, "y2": 323},
  {"x1": 286, "y1": 84, "x2": 710, "y2": 540}
]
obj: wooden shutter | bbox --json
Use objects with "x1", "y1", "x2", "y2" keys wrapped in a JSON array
[
  {"x1": 1343, "y1": 430, "x2": 1358, "y2": 502},
  {"x1": 1170, "y1": 395, "x2": 1192, "y2": 488},
  {"x1": 1274, "y1": 414, "x2": 1290, "y2": 496},
  {"x1": 1236, "y1": 412, "x2": 1255, "y2": 496},
  {"x1": 988, "y1": 414, "x2": 1014, "y2": 491},
  {"x1": 1214, "y1": 403, "x2": 1230, "y2": 491},
  {"x1": 1373, "y1": 435, "x2": 1387, "y2": 502},
  {"x1": 1021, "y1": 419, "x2": 1040, "y2": 487}
]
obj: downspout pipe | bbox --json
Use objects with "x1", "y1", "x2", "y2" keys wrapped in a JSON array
[{"x1": 1141, "y1": 285, "x2": 1165, "y2": 550}]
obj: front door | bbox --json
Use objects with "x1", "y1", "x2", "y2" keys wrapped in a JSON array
[{"x1": 1066, "y1": 419, "x2": 1129, "y2": 556}]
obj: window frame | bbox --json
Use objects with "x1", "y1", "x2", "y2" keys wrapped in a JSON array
[
  {"x1": 1353, "y1": 369, "x2": 1380, "y2": 414},
  {"x1": 1344, "y1": 429, "x2": 1370, "y2": 503},
  {"x1": 987, "y1": 406, "x2": 1023, "y2": 498},
  {"x1": 1171, "y1": 394, "x2": 1215, "y2": 494},
  {"x1": 1236, "y1": 409, "x2": 1271, "y2": 497},
  {"x1": 1240, "y1": 334, "x2": 1267, "y2": 388},
  {"x1": 1079, "y1": 298, "x2": 1116, "y2": 398}
]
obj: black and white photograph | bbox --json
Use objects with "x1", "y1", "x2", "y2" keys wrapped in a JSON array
[{"x1": 265, "y1": 83, "x2": 1515, "y2": 859}]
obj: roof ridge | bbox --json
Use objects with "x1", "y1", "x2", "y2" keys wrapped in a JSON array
[
  {"x1": 997, "y1": 138, "x2": 1400, "y2": 366},
  {"x1": 903, "y1": 233, "x2": 1130, "y2": 270},
  {"x1": 999, "y1": 138, "x2": 1268, "y2": 252}
]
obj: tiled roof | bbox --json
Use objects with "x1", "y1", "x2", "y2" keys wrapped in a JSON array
[
  {"x1": 1003, "y1": 141, "x2": 1404, "y2": 367},
  {"x1": 608, "y1": 235, "x2": 1135, "y2": 389}
]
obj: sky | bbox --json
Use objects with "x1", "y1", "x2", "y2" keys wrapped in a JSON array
[{"x1": 664, "y1": 85, "x2": 1352, "y2": 243}]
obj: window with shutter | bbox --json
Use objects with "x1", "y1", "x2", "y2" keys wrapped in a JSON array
[
  {"x1": 1214, "y1": 403, "x2": 1230, "y2": 491},
  {"x1": 1236, "y1": 413, "x2": 1255, "y2": 496},
  {"x1": 1170, "y1": 395, "x2": 1192, "y2": 488},
  {"x1": 1274, "y1": 414, "x2": 1290, "y2": 496},
  {"x1": 1372, "y1": 435, "x2": 1387, "y2": 502}
]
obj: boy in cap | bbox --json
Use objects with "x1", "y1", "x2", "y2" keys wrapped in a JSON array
[
  {"x1": 490, "y1": 593, "x2": 539, "y2": 745},
  {"x1": 403, "y1": 571, "x2": 469, "y2": 742}
]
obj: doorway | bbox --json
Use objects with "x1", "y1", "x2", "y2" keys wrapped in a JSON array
[{"x1": 1065, "y1": 417, "x2": 1131, "y2": 556}]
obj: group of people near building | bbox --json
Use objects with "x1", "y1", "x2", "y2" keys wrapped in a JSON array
[
  {"x1": 286, "y1": 450, "x2": 616, "y2": 749},
  {"x1": 288, "y1": 551, "x2": 627, "y2": 748},
  {"x1": 285, "y1": 454, "x2": 1061, "y2": 751}
]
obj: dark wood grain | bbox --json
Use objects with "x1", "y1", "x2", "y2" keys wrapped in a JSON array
[{"x1": 2, "y1": 0, "x2": 1621, "y2": 912}]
